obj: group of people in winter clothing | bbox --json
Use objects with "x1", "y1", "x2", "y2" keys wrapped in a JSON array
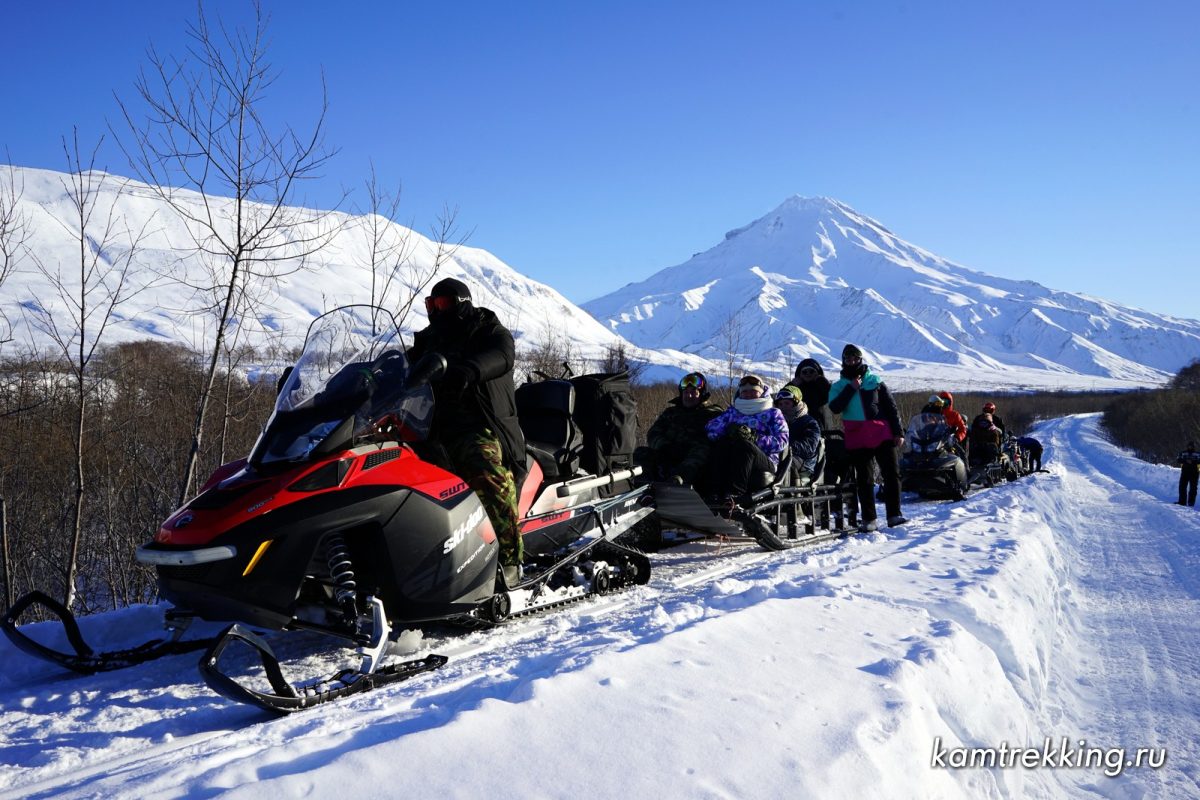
[
  {"x1": 638, "y1": 344, "x2": 912, "y2": 532},
  {"x1": 638, "y1": 343, "x2": 1062, "y2": 533}
]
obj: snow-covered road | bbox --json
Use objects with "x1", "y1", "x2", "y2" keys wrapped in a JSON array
[{"x1": 1, "y1": 414, "x2": 1197, "y2": 799}]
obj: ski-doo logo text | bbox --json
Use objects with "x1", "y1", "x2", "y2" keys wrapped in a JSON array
[{"x1": 443, "y1": 506, "x2": 487, "y2": 554}]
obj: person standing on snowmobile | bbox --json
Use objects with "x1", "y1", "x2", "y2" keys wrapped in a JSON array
[
  {"x1": 635, "y1": 371, "x2": 723, "y2": 487},
  {"x1": 1177, "y1": 441, "x2": 1200, "y2": 506},
  {"x1": 705, "y1": 374, "x2": 789, "y2": 497},
  {"x1": 828, "y1": 344, "x2": 905, "y2": 531},
  {"x1": 407, "y1": 278, "x2": 526, "y2": 585}
]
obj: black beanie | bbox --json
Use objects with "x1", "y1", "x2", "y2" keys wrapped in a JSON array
[
  {"x1": 842, "y1": 343, "x2": 863, "y2": 362},
  {"x1": 429, "y1": 277, "x2": 471, "y2": 301}
]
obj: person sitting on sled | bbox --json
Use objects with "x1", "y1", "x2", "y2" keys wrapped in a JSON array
[
  {"x1": 774, "y1": 385, "x2": 823, "y2": 485},
  {"x1": 635, "y1": 371, "x2": 723, "y2": 488},
  {"x1": 704, "y1": 374, "x2": 789, "y2": 497}
]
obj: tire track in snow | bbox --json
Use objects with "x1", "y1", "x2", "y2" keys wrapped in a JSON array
[{"x1": 1033, "y1": 415, "x2": 1200, "y2": 798}]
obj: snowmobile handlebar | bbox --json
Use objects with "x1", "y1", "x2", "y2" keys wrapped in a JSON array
[{"x1": 405, "y1": 352, "x2": 447, "y2": 390}]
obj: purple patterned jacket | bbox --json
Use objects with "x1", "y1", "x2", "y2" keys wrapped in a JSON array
[{"x1": 705, "y1": 404, "x2": 790, "y2": 466}]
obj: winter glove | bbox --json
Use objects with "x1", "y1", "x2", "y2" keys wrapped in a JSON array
[
  {"x1": 725, "y1": 423, "x2": 755, "y2": 443},
  {"x1": 441, "y1": 362, "x2": 479, "y2": 398}
]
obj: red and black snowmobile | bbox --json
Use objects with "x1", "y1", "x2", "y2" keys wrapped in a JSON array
[{"x1": 3, "y1": 306, "x2": 652, "y2": 713}]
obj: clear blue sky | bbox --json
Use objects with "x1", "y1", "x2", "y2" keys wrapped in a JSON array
[{"x1": 4, "y1": 1, "x2": 1197, "y2": 318}]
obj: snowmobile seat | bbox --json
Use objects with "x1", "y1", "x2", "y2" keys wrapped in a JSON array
[
  {"x1": 516, "y1": 379, "x2": 582, "y2": 480},
  {"x1": 757, "y1": 447, "x2": 794, "y2": 491},
  {"x1": 790, "y1": 437, "x2": 825, "y2": 487}
]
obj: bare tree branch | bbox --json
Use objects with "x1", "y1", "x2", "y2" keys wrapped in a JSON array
[
  {"x1": 0, "y1": 157, "x2": 31, "y2": 348},
  {"x1": 112, "y1": 1, "x2": 345, "y2": 503},
  {"x1": 23, "y1": 130, "x2": 150, "y2": 610}
]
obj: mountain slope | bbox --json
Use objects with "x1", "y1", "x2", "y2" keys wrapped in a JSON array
[
  {"x1": 0, "y1": 166, "x2": 647, "y2": 374},
  {"x1": 585, "y1": 196, "x2": 1200, "y2": 389}
]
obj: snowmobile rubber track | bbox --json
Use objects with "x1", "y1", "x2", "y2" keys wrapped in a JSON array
[
  {"x1": 1, "y1": 591, "x2": 215, "y2": 674},
  {"x1": 467, "y1": 539, "x2": 652, "y2": 628},
  {"x1": 198, "y1": 623, "x2": 448, "y2": 715}
]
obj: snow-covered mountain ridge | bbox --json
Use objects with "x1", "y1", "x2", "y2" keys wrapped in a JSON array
[
  {"x1": 0, "y1": 165, "x2": 654, "y2": 374},
  {"x1": 585, "y1": 195, "x2": 1200, "y2": 390},
  {"x1": 4, "y1": 165, "x2": 1196, "y2": 390}
]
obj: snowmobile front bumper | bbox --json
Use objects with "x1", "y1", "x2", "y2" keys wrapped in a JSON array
[{"x1": 135, "y1": 544, "x2": 238, "y2": 566}]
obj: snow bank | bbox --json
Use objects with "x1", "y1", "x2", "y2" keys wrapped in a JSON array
[{"x1": 2, "y1": 415, "x2": 1197, "y2": 798}]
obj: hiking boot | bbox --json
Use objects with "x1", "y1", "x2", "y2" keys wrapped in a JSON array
[
  {"x1": 858, "y1": 519, "x2": 879, "y2": 533},
  {"x1": 501, "y1": 564, "x2": 523, "y2": 588},
  {"x1": 887, "y1": 515, "x2": 908, "y2": 528}
]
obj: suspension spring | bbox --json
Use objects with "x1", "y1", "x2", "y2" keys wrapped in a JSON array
[{"x1": 325, "y1": 533, "x2": 357, "y2": 607}]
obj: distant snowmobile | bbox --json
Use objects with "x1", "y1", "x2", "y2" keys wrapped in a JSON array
[
  {"x1": 3, "y1": 306, "x2": 652, "y2": 713},
  {"x1": 899, "y1": 412, "x2": 970, "y2": 500}
]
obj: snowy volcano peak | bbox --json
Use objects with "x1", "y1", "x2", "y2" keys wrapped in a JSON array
[{"x1": 585, "y1": 197, "x2": 1200, "y2": 390}]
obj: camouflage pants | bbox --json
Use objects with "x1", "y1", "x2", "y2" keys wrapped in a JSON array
[{"x1": 441, "y1": 428, "x2": 523, "y2": 566}]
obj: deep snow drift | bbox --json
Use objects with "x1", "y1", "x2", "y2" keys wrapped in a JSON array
[{"x1": 1, "y1": 414, "x2": 1198, "y2": 799}]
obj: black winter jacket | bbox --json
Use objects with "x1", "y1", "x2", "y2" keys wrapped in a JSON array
[
  {"x1": 409, "y1": 305, "x2": 526, "y2": 480},
  {"x1": 786, "y1": 359, "x2": 842, "y2": 439}
]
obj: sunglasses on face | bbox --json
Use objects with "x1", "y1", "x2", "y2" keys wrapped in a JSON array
[
  {"x1": 425, "y1": 295, "x2": 459, "y2": 314},
  {"x1": 679, "y1": 374, "x2": 705, "y2": 390},
  {"x1": 843, "y1": 356, "x2": 862, "y2": 364},
  {"x1": 798, "y1": 367, "x2": 820, "y2": 377}
]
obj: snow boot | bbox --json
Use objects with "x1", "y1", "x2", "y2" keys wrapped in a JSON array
[
  {"x1": 501, "y1": 564, "x2": 523, "y2": 588},
  {"x1": 887, "y1": 515, "x2": 908, "y2": 528},
  {"x1": 858, "y1": 519, "x2": 879, "y2": 533}
]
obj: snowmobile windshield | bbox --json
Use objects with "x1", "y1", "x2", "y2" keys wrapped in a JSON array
[
  {"x1": 251, "y1": 306, "x2": 434, "y2": 468},
  {"x1": 906, "y1": 413, "x2": 952, "y2": 451}
]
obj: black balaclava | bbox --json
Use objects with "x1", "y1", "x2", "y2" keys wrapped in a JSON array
[{"x1": 427, "y1": 278, "x2": 473, "y2": 327}]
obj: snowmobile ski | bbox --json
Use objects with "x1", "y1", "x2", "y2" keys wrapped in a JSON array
[
  {"x1": 199, "y1": 621, "x2": 447, "y2": 714},
  {"x1": 1, "y1": 590, "x2": 214, "y2": 674}
]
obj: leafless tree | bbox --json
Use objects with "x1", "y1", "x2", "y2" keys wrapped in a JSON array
[
  {"x1": 356, "y1": 165, "x2": 415, "y2": 324},
  {"x1": 597, "y1": 340, "x2": 647, "y2": 382},
  {"x1": 0, "y1": 158, "x2": 31, "y2": 348},
  {"x1": 400, "y1": 204, "x2": 471, "y2": 332},
  {"x1": 25, "y1": 131, "x2": 153, "y2": 609},
  {"x1": 115, "y1": 1, "x2": 344, "y2": 504},
  {"x1": 516, "y1": 320, "x2": 581, "y2": 383},
  {"x1": 716, "y1": 308, "x2": 748, "y2": 405}
]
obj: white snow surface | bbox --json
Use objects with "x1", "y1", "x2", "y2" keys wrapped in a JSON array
[
  {"x1": 585, "y1": 196, "x2": 1200, "y2": 390},
  {"x1": 3, "y1": 413, "x2": 1199, "y2": 799}
]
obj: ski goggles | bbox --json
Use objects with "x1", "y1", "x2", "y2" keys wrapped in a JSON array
[
  {"x1": 738, "y1": 375, "x2": 764, "y2": 388},
  {"x1": 424, "y1": 295, "x2": 461, "y2": 314},
  {"x1": 679, "y1": 373, "x2": 706, "y2": 391}
]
